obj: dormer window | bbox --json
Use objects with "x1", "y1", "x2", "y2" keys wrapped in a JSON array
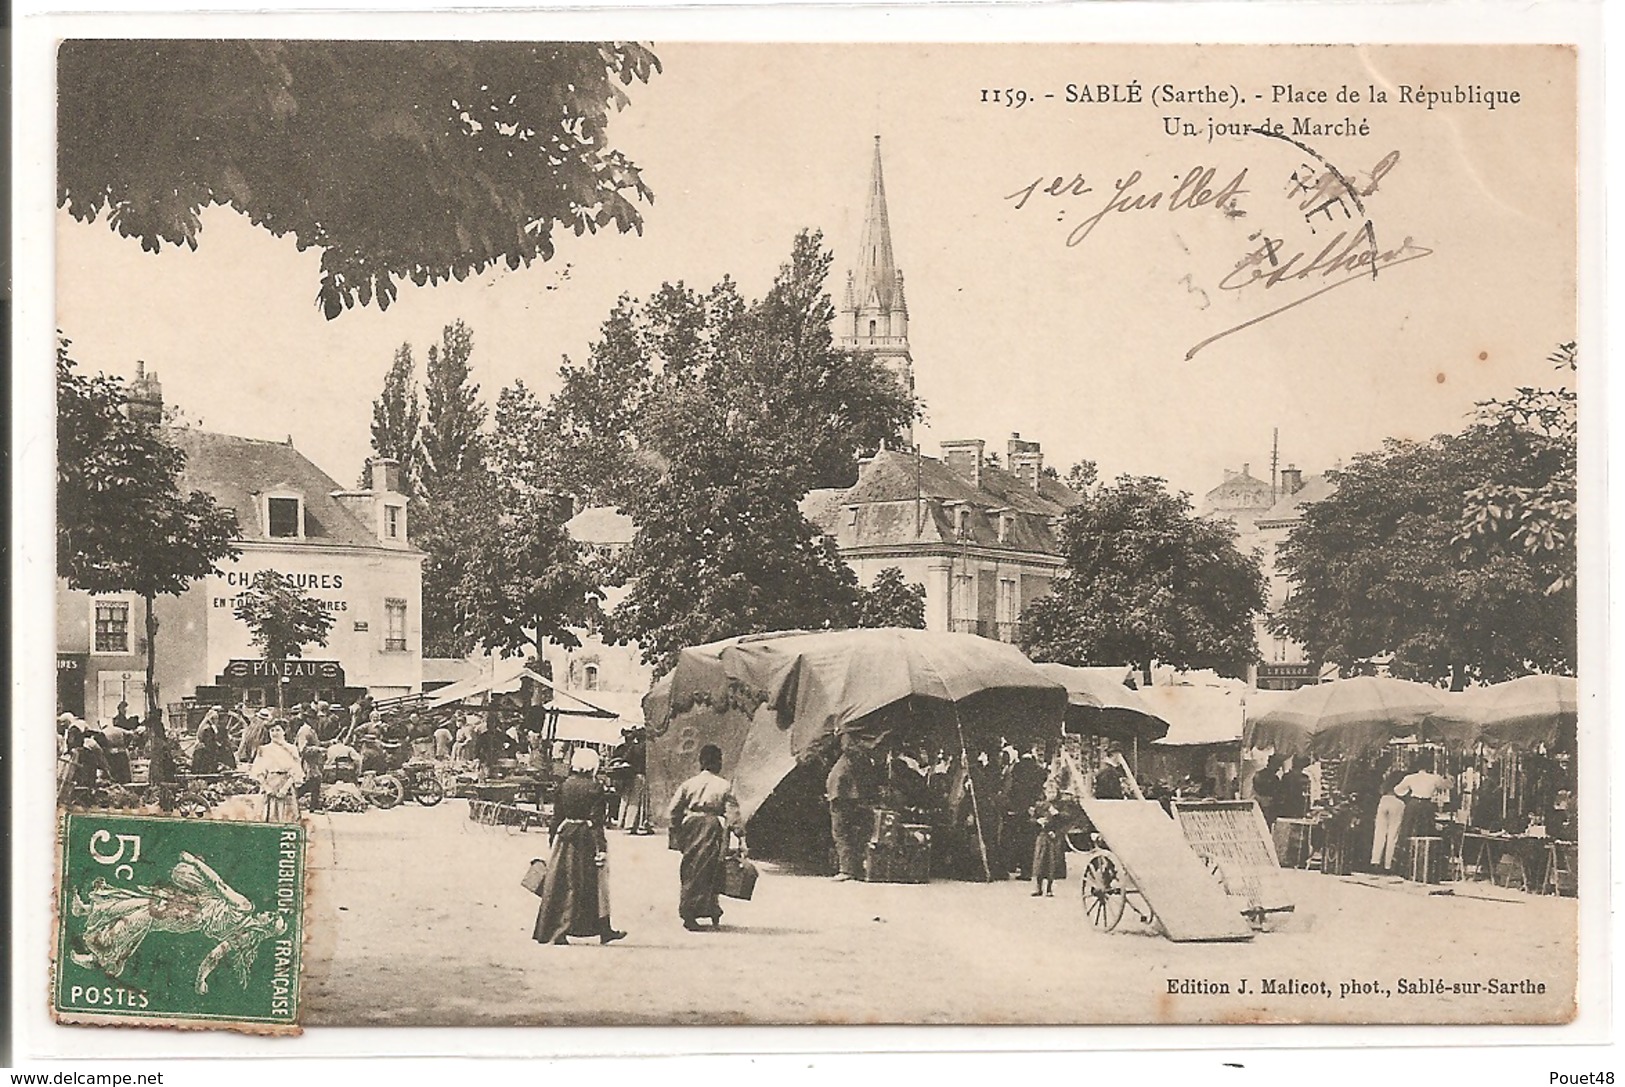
[
  {"x1": 384, "y1": 504, "x2": 403, "y2": 540},
  {"x1": 998, "y1": 513, "x2": 1015, "y2": 543},
  {"x1": 956, "y1": 507, "x2": 972, "y2": 538},
  {"x1": 265, "y1": 494, "x2": 304, "y2": 539}
]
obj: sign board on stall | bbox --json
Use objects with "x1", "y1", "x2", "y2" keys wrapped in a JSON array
[
  {"x1": 1079, "y1": 798, "x2": 1254, "y2": 942},
  {"x1": 1172, "y1": 800, "x2": 1294, "y2": 918}
]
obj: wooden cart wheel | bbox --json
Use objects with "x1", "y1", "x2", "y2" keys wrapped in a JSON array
[
  {"x1": 363, "y1": 773, "x2": 404, "y2": 810},
  {"x1": 175, "y1": 792, "x2": 211, "y2": 819},
  {"x1": 414, "y1": 774, "x2": 445, "y2": 807},
  {"x1": 1080, "y1": 851, "x2": 1127, "y2": 932}
]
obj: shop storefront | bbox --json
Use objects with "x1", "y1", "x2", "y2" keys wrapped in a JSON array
[{"x1": 57, "y1": 423, "x2": 424, "y2": 721}]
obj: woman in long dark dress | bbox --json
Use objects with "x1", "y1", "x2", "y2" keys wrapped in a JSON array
[
  {"x1": 666, "y1": 744, "x2": 742, "y2": 931},
  {"x1": 533, "y1": 747, "x2": 628, "y2": 946}
]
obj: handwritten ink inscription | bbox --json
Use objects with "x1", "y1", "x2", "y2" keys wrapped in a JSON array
[
  {"x1": 1006, "y1": 147, "x2": 1432, "y2": 358},
  {"x1": 1006, "y1": 166, "x2": 1250, "y2": 247}
]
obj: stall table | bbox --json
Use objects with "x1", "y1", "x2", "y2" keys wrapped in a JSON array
[{"x1": 1461, "y1": 831, "x2": 1557, "y2": 892}]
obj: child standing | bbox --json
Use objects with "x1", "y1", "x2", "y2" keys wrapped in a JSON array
[{"x1": 1030, "y1": 790, "x2": 1069, "y2": 897}]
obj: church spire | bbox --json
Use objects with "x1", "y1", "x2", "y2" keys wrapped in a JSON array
[
  {"x1": 854, "y1": 135, "x2": 901, "y2": 314},
  {"x1": 836, "y1": 136, "x2": 913, "y2": 422}
]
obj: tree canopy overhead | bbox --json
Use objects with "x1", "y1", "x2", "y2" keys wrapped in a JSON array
[
  {"x1": 1274, "y1": 348, "x2": 1577, "y2": 687},
  {"x1": 1021, "y1": 474, "x2": 1267, "y2": 681},
  {"x1": 58, "y1": 40, "x2": 660, "y2": 318},
  {"x1": 537, "y1": 231, "x2": 918, "y2": 669}
]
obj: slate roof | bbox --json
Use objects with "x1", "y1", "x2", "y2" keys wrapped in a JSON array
[
  {"x1": 1255, "y1": 474, "x2": 1337, "y2": 528},
  {"x1": 165, "y1": 428, "x2": 386, "y2": 549},
  {"x1": 1202, "y1": 470, "x2": 1274, "y2": 509},
  {"x1": 800, "y1": 448, "x2": 1079, "y2": 555}
]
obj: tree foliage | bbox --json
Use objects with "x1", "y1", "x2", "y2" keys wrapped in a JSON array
[
  {"x1": 413, "y1": 494, "x2": 480, "y2": 660},
  {"x1": 1022, "y1": 475, "x2": 1267, "y2": 680},
  {"x1": 1274, "y1": 348, "x2": 1577, "y2": 687},
  {"x1": 539, "y1": 231, "x2": 917, "y2": 669},
  {"x1": 449, "y1": 471, "x2": 603, "y2": 657},
  {"x1": 546, "y1": 230, "x2": 918, "y2": 509},
  {"x1": 489, "y1": 379, "x2": 552, "y2": 503},
  {"x1": 232, "y1": 569, "x2": 335, "y2": 663},
  {"x1": 605, "y1": 444, "x2": 862, "y2": 674},
  {"x1": 1455, "y1": 343, "x2": 1577, "y2": 598},
  {"x1": 361, "y1": 343, "x2": 422, "y2": 492},
  {"x1": 58, "y1": 339, "x2": 240, "y2": 778},
  {"x1": 58, "y1": 41, "x2": 660, "y2": 318},
  {"x1": 856, "y1": 567, "x2": 927, "y2": 630},
  {"x1": 419, "y1": 320, "x2": 487, "y2": 496}
]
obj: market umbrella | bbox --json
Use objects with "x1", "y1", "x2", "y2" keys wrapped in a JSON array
[
  {"x1": 1244, "y1": 676, "x2": 1449, "y2": 758},
  {"x1": 1032, "y1": 663, "x2": 1171, "y2": 743},
  {"x1": 1427, "y1": 674, "x2": 1578, "y2": 751}
]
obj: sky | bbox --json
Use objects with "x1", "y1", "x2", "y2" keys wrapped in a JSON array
[{"x1": 56, "y1": 42, "x2": 1577, "y2": 501}]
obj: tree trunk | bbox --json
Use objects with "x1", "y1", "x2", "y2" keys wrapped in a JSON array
[{"x1": 142, "y1": 592, "x2": 172, "y2": 785}]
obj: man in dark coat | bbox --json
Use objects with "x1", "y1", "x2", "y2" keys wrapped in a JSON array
[
  {"x1": 1004, "y1": 749, "x2": 1048, "y2": 879},
  {"x1": 825, "y1": 740, "x2": 877, "y2": 881}
]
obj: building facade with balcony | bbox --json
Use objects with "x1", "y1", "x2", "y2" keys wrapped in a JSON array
[{"x1": 56, "y1": 368, "x2": 425, "y2": 721}]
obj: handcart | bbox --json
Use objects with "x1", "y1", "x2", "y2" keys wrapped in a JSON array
[{"x1": 1058, "y1": 748, "x2": 1258, "y2": 942}]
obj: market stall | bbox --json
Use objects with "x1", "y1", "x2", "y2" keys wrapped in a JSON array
[
  {"x1": 1136, "y1": 683, "x2": 1247, "y2": 799},
  {"x1": 645, "y1": 628, "x2": 1069, "y2": 881}
]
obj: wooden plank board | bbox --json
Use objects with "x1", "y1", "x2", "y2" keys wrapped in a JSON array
[
  {"x1": 1172, "y1": 800, "x2": 1295, "y2": 916},
  {"x1": 1080, "y1": 798, "x2": 1254, "y2": 942}
]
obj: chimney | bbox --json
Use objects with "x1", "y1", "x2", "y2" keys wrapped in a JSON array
[
  {"x1": 1280, "y1": 464, "x2": 1304, "y2": 495},
  {"x1": 1007, "y1": 432, "x2": 1044, "y2": 491},
  {"x1": 369, "y1": 457, "x2": 403, "y2": 495},
  {"x1": 126, "y1": 360, "x2": 164, "y2": 425},
  {"x1": 1242, "y1": 462, "x2": 1252, "y2": 479},
  {"x1": 939, "y1": 439, "x2": 985, "y2": 490}
]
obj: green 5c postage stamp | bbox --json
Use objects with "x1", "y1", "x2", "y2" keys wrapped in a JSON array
[{"x1": 55, "y1": 812, "x2": 305, "y2": 1032}]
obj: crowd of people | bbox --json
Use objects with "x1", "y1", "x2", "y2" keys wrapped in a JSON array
[
  {"x1": 808, "y1": 734, "x2": 1162, "y2": 893},
  {"x1": 1306, "y1": 745, "x2": 1577, "y2": 878},
  {"x1": 54, "y1": 702, "x2": 145, "y2": 804}
]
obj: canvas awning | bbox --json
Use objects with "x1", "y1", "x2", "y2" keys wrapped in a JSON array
[
  {"x1": 1032, "y1": 663, "x2": 1170, "y2": 743},
  {"x1": 1140, "y1": 684, "x2": 1245, "y2": 747},
  {"x1": 425, "y1": 658, "x2": 618, "y2": 719}
]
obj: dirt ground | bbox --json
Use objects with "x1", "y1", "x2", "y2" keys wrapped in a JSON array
[{"x1": 299, "y1": 803, "x2": 1577, "y2": 1027}]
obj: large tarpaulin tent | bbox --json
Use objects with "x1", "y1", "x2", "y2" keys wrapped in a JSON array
[
  {"x1": 1141, "y1": 684, "x2": 1245, "y2": 748},
  {"x1": 427, "y1": 657, "x2": 624, "y2": 745},
  {"x1": 643, "y1": 628, "x2": 1069, "y2": 826}
]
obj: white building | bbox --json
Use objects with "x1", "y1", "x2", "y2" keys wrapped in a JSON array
[{"x1": 57, "y1": 367, "x2": 425, "y2": 720}]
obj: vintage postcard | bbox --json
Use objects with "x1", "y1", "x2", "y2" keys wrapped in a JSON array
[{"x1": 45, "y1": 37, "x2": 1584, "y2": 1034}]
